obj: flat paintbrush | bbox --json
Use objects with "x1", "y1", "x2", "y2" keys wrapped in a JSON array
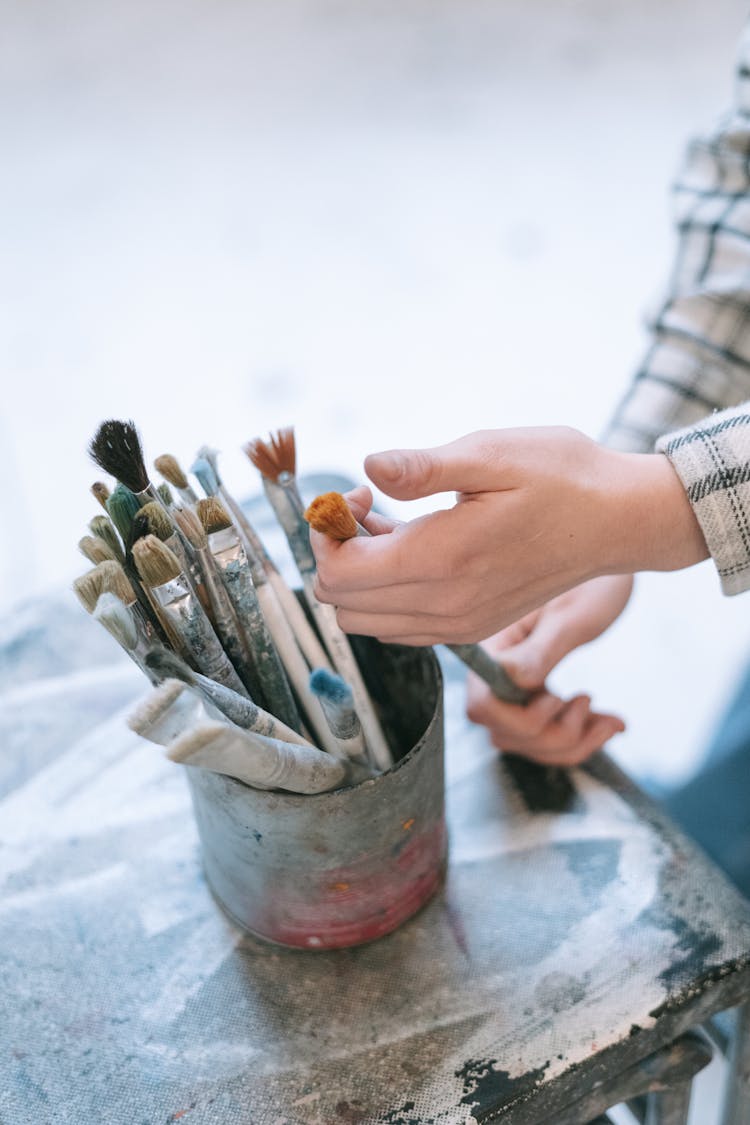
[
  {"x1": 247, "y1": 434, "x2": 392, "y2": 771},
  {"x1": 145, "y1": 648, "x2": 317, "y2": 749},
  {"x1": 173, "y1": 505, "x2": 266, "y2": 703},
  {"x1": 94, "y1": 592, "x2": 162, "y2": 682},
  {"x1": 88, "y1": 514, "x2": 125, "y2": 564},
  {"x1": 78, "y1": 535, "x2": 117, "y2": 566},
  {"x1": 132, "y1": 535, "x2": 249, "y2": 696},
  {"x1": 73, "y1": 559, "x2": 163, "y2": 647},
  {"x1": 198, "y1": 446, "x2": 333, "y2": 673},
  {"x1": 195, "y1": 497, "x2": 322, "y2": 742},
  {"x1": 305, "y1": 491, "x2": 532, "y2": 706}
]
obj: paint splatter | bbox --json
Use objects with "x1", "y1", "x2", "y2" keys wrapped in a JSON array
[
  {"x1": 335, "y1": 1099, "x2": 369, "y2": 1123},
  {"x1": 379, "y1": 1102, "x2": 426, "y2": 1125},
  {"x1": 456, "y1": 1058, "x2": 549, "y2": 1117}
]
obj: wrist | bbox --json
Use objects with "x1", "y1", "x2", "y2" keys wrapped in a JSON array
[{"x1": 600, "y1": 451, "x2": 709, "y2": 574}]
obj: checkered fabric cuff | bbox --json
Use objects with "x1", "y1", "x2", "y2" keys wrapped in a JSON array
[{"x1": 656, "y1": 404, "x2": 750, "y2": 595}]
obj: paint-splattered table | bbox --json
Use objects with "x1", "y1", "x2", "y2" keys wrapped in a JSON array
[{"x1": 4, "y1": 492, "x2": 750, "y2": 1125}]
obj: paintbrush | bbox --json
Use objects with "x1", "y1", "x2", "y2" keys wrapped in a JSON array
[
  {"x1": 73, "y1": 558, "x2": 163, "y2": 642},
  {"x1": 78, "y1": 534, "x2": 117, "y2": 566},
  {"x1": 89, "y1": 419, "x2": 167, "y2": 511},
  {"x1": 128, "y1": 678, "x2": 208, "y2": 746},
  {"x1": 166, "y1": 721, "x2": 351, "y2": 795},
  {"x1": 145, "y1": 648, "x2": 316, "y2": 748},
  {"x1": 132, "y1": 535, "x2": 249, "y2": 696},
  {"x1": 157, "y1": 481, "x2": 175, "y2": 509},
  {"x1": 194, "y1": 496, "x2": 327, "y2": 741},
  {"x1": 246, "y1": 433, "x2": 392, "y2": 771},
  {"x1": 154, "y1": 453, "x2": 200, "y2": 507},
  {"x1": 172, "y1": 505, "x2": 266, "y2": 703},
  {"x1": 91, "y1": 481, "x2": 110, "y2": 510},
  {"x1": 93, "y1": 592, "x2": 162, "y2": 682},
  {"x1": 88, "y1": 514, "x2": 125, "y2": 564},
  {"x1": 309, "y1": 668, "x2": 369, "y2": 765},
  {"x1": 197, "y1": 446, "x2": 333, "y2": 673},
  {"x1": 106, "y1": 483, "x2": 141, "y2": 543},
  {"x1": 305, "y1": 491, "x2": 532, "y2": 706}
]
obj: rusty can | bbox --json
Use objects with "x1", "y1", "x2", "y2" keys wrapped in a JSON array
[{"x1": 186, "y1": 639, "x2": 446, "y2": 950}]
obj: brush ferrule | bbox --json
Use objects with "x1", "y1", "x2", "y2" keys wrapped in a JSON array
[
  {"x1": 207, "y1": 527, "x2": 243, "y2": 569},
  {"x1": 263, "y1": 479, "x2": 316, "y2": 575}
]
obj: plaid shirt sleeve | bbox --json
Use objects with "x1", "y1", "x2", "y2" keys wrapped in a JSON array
[{"x1": 604, "y1": 23, "x2": 750, "y2": 594}]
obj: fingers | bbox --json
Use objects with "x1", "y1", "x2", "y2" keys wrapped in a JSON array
[
  {"x1": 466, "y1": 673, "x2": 625, "y2": 767},
  {"x1": 364, "y1": 430, "x2": 516, "y2": 501},
  {"x1": 343, "y1": 487, "x2": 400, "y2": 537}
]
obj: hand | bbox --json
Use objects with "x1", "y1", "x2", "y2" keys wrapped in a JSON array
[
  {"x1": 311, "y1": 427, "x2": 707, "y2": 645},
  {"x1": 465, "y1": 575, "x2": 632, "y2": 765}
]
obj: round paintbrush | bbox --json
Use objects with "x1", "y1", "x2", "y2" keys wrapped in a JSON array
[
  {"x1": 154, "y1": 453, "x2": 200, "y2": 507},
  {"x1": 305, "y1": 491, "x2": 532, "y2": 706},
  {"x1": 309, "y1": 668, "x2": 369, "y2": 765}
]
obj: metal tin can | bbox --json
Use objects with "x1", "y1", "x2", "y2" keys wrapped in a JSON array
[{"x1": 186, "y1": 640, "x2": 446, "y2": 949}]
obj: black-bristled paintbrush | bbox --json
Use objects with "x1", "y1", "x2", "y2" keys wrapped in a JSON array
[{"x1": 305, "y1": 491, "x2": 532, "y2": 706}]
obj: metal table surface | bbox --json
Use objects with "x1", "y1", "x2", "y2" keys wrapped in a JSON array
[{"x1": 4, "y1": 494, "x2": 750, "y2": 1125}]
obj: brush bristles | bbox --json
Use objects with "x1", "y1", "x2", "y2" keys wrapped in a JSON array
[
  {"x1": 304, "y1": 492, "x2": 358, "y2": 540},
  {"x1": 167, "y1": 722, "x2": 226, "y2": 761},
  {"x1": 137, "y1": 500, "x2": 174, "y2": 542},
  {"x1": 243, "y1": 427, "x2": 296, "y2": 480},
  {"x1": 94, "y1": 591, "x2": 138, "y2": 650},
  {"x1": 73, "y1": 560, "x2": 136, "y2": 612},
  {"x1": 128, "y1": 679, "x2": 186, "y2": 736},
  {"x1": 196, "y1": 497, "x2": 232, "y2": 536},
  {"x1": 132, "y1": 535, "x2": 182, "y2": 587},
  {"x1": 195, "y1": 446, "x2": 222, "y2": 485},
  {"x1": 106, "y1": 484, "x2": 141, "y2": 541},
  {"x1": 88, "y1": 515, "x2": 125, "y2": 563},
  {"x1": 91, "y1": 481, "x2": 110, "y2": 508},
  {"x1": 173, "y1": 506, "x2": 207, "y2": 549},
  {"x1": 89, "y1": 419, "x2": 149, "y2": 493},
  {"x1": 157, "y1": 482, "x2": 174, "y2": 508},
  {"x1": 309, "y1": 667, "x2": 353, "y2": 706},
  {"x1": 154, "y1": 453, "x2": 188, "y2": 490},
  {"x1": 144, "y1": 647, "x2": 196, "y2": 684},
  {"x1": 191, "y1": 457, "x2": 218, "y2": 497},
  {"x1": 78, "y1": 535, "x2": 117, "y2": 565}
]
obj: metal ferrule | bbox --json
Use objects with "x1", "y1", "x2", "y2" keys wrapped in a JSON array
[
  {"x1": 151, "y1": 576, "x2": 249, "y2": 696},
  {"x1": 208, "y1": 530, "x2": 302, "y2": 733},
  {"x1": 263, "y1": 479, "x2": 315, "y2": 576}
]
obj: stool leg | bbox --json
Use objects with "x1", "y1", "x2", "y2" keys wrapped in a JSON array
[
  {"x1": 644, "y1": 1081, "x2": 692, "y2": 1125},
  {"x1": 722, "y1": 1001, "x2": 750, "y2": 1125}
]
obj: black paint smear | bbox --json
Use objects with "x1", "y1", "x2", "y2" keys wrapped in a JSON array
[
  {"x1": 455, "y1": 1057, "x2": 549, "y2": 1119},
  {"x1": 379, "y1": 1102, "x2": 430, "y2": 1125},
  {"x1": 501, "y1": 755, "x2": 578, "y2": 814},
  {"x1": 637, "y1": 905, "x2": 724, "y2": 992}
]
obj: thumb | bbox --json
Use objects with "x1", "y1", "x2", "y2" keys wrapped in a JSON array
[
  {"x1": 497, "y1": 612, "x2": 585, "y2": 690},
  {"x1": 364, "y1": 432, "x2": 510, "y2": 500}
]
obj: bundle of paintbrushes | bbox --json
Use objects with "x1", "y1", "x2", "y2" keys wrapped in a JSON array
[{"x1": 76, "y1": 419, "x2": 396, "y2": 798}]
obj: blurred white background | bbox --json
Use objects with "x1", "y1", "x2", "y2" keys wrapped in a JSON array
[{"x1": 3, "y1": 0, "x2": 750, "y2": 794}]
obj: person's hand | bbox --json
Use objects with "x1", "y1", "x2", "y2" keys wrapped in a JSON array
[
  {"x1": 311, "y1": 427, "x2": 707, "y2": 645},
  {"x1": 465, "y1": 574, "x2": 632, "y2": 765}
]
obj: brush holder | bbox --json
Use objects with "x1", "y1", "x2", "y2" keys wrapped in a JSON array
[{"x1": 186, "y1": 639, "x2": 446, "y2": 950}]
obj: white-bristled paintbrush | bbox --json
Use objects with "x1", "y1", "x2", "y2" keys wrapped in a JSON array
[
  {"x1": 246, "y1": 433, "x2": 392, "y2": 771},
  {"x1": 154, "y1": 453, "x2": 200, "y2": 507},
  {"x1": 305, "y1": 491, "x2": 532, "y2": 706},
  {"x1": 166, "y1": 721, "x2": 351, "y2": 794},
  {"x1": 132, "y1": 535, "x2": 249, "y2": 697},
  {"x1": 93, "y1": 592, "x2": 161, "y2": 682},
  {"x1": 196, "y1": 447, "x2": 333, "y2": 674},
  {"x1": 128, "y1": 678, "x2": 209, "y2": 746},
  {"x1": 73, "y1": 559, "x2": 165, "y2": 644},
  {"x1": 145, "y1": 648, "x2": 319, "y2": 750}
]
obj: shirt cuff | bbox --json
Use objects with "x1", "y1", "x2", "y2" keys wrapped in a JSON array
[{"x1": 656, "y1": 403, "x2": 750, "y2": 595}]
